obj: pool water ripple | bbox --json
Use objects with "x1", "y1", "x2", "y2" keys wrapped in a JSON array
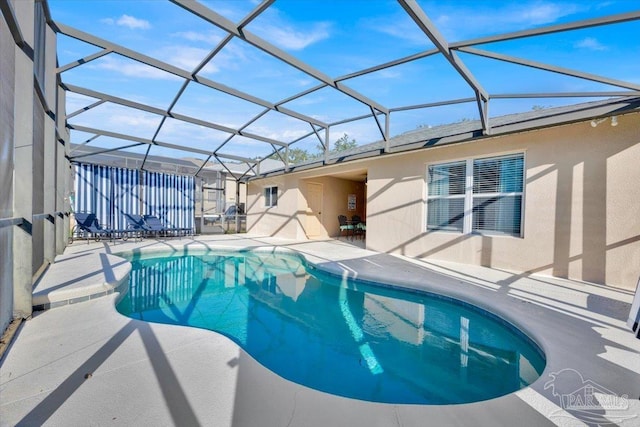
[{"x1": 116, "y1": 250, "x2": 545, "y2": 404}]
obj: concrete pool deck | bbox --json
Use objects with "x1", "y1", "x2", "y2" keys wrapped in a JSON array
[{"x1": 1, "y1": 234, "x2": 639, "y2": 426}]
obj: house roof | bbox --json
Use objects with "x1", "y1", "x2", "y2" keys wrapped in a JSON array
[{"x1": 256, "y1": 96, "x2": 640, "y2": 178}]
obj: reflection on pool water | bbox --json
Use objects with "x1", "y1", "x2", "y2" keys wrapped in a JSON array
[{"x1": 116, "y1": 250, "x2": 545, "y2": 404}]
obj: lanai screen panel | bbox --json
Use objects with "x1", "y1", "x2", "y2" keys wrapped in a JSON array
[{"x1": 48, "y1": 0, "x2": 640, "y2": 177}]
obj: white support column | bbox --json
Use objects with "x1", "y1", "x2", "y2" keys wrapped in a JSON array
[
  {"x1": 384, "y1": 112, "x2": 390, "y2": 153},
  {"x1": 324, "y1": 126, "x2": 330, "y2": 163},
  {"x1": 55, "y1": 86, "x2": 70, "y2": 254}
]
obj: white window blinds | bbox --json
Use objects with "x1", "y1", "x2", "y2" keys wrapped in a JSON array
[
  {"x1": 472, "y1": 155, "x2": 524, "y2": 235},
  {"x1": 427, "y1": 161, "x2": 466, "y2": 232},
  {"x1": 427, "y1": 154, "x2": 524, "y2": 236}
]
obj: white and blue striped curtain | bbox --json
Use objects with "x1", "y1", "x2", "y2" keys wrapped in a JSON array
[
  {"x1": 143, "y1": 171, "x2": 194, "y2": 230},
  {"x1": 74, "y1": 164, "x2": 194, "y2": 232},
  {"x1": 112, "y1": 168, "x2": 140, "y2": 230},
  {"x1": 74, "y1": 164, "x2": 112, "y2": 227}
]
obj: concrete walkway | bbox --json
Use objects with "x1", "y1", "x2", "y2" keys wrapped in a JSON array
[{"x1": 1, "y1": 235, "x2": 639, "y2": 426}]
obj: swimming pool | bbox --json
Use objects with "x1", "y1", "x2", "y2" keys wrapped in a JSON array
[{"x1": 116, "y1": 250, "x2": 545, "y2": 404}]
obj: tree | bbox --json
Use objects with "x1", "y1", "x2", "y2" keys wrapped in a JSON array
[
  {"x1": 531, "y1": 105, "x2": 550, "y2": 111},
  {"x1": 266, "y1": 147, "x2": 310, "y2": 164},
  {"x1": 315, "y1": 133, "x2": 357, "y2": 154},
  {"x1": 333, "y1": 133, "x2": 357, "y2": 152},
  {"x1": 286, "y1": 148, "x2": 310, "y2": 164}
]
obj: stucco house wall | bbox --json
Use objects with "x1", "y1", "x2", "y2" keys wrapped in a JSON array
[
  {"x1": 300, "y1": 176, "x2": 366, "y2": 239},
  {"x1": 247, "y1": 113, "x2": 640, "y2": 290},
  {"x1": 247, "y1": 164, "x2": 369, "y2": 240}
]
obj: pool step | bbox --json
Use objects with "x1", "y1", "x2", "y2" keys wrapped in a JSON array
[{"x1": 32, "y1": 252, "x2": 130, "y2": 311}]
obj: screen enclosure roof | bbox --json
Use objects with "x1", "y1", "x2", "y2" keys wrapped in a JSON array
[{"x1": 43, "y1": 0, "x2": 640, "y2": 180}]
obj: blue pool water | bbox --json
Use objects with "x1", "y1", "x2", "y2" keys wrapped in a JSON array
[{"x1": 116, "y1": 250, "x2": 545, "y2": 404}]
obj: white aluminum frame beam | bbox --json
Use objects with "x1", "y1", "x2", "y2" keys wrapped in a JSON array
[
  {"x1": 68, "y1": 124, "x2": 258, "y2": 166},
  {"x1": 459, "y1": 47, "x2": 640, "y2": 92},
  {"x1": 170, "y1": 0, "x2": 390, "y2": 117},
  {"x1": 450, "y1": 11, "x2": 640, "y2": 48},
  {"x1": 397, "y1": 0, "x2": 490, "y2": 133},
  {"x1": 54, "y1": 22, "x2": 328, "y2": 128},
  {"x1": 64, "y1": 84, "x2": 289, "y2": 147}
]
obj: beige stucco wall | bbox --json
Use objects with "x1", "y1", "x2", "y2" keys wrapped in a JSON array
[
  {"x1": 247, "y1": 113, "x2": 640, "y2": 290},
  {"x1": 246, "y1": 167, "x2": 367, "y2": 239},
  {"x1": 246, "y1": 175, "x2": 307, "y2": 239},
  {"x1": 300, "y1": 176, "x2": 366, "y2": 238}
]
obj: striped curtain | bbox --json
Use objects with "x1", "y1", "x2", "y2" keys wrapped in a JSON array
[
  {"x1": 143, "y1": 171, "x2": 194, "y2": 230},
  {"x1": 112, "y1": 168, "x2": 140, "y2": 230},
  {"x1": 74, "y1": 164, "x2": 194, "y2": 232},
  {"x1": 74, "y1": 163, "x2": 112, "y2": 227}
]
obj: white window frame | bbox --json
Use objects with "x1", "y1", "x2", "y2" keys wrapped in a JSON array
[
  {"x1": 425, "y1": 160, "x2": 467, "y2": 233},
  {"x1": 264, "y1": 186, "x2": 278, "y2": 208},
  {"x1": 426, "y1": 153, "x2": 525, "y2": 237}
]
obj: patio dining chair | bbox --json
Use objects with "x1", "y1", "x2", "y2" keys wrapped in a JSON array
[
  {"x1": 338, "y1": 215, "x2": 354, "y2": 239},
  {"x1": 351, "y1": 215, "x2": 365, "y2": 240}
]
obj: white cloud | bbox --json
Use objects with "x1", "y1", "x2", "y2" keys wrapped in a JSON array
[
  {"x1": 251, "y1": 7, "x2": 331, "y2": 51},
  {"x1": 246, "y1": 124, "x2": 308, "y2": 142},
  {"x1": 376, "y1": 69, "x2": 401, "y2": 79},
  {"x1": 68, "y1": 103, "x2": 162, "y2": 141},
  {"x1": 117, "y1": 15, "x2": 151, "y2": 30},
  {"x1": 517, "y1": 3, "x2": 571, "y2": 25},
  {"x1": 171, "y1": 31, "x2": 224, "y2": 45},
  {"x1": 156, "y1": 45, "x2": 220, "y2": 74},
  {"x1": 101, "y1": 14, "x2": 151, "y2": 30},
  {"x1": 363, "y1": 2, "x2": 585, "y2": 45},
  {"x1": 91, "y1": 56, "x2": 182, "y2": 81},
  {"x1": 158, "y1": 119, "x2": 228, "y2": 145},
  {"x1": 255, "y1": 22, "x2": 331, "y2": 50},
  {"x1": 65, "y1": 92, "x2": 101, "y2": 114},
  {"x1": 574, "y1": 37, "x2": 607, "y2": 51},
  {"x1": 431, "y1": 2, "x2": 585, "y2": 40},
  {"x1": 362, "y1": 14, "x2": 430, "y2": 46},
  {"x1": 107, "y1": 112, "x2": 159, "y2": 129},
  {"x1": 293, "y1": 78, "x2": 315, "y2": 87}
]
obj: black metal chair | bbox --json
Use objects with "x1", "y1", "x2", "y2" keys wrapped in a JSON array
[
  {"x1": 351, "y1": 215, "x2": 365, "y2": 240},
  {"x1": 338, "y1": 215, "x2": 354, "y2": 239}
]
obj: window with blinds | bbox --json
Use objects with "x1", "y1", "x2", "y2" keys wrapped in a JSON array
[
  {"x1": 427, "y1": 154, "x2": 524, "y2": 236},
  {"x1": 427, "y1": 161, "x2": 466, "y2": 232},
  {"x1": 472, "y1": 155, "x2": 523, "y2": 234}
]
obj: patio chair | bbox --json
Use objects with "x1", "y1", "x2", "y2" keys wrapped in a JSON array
[
  {"x1": 338, "y1": 215, "x2": 354, "y2": 239},
  {"x1": 123, "y1": 213, "x2": 152, "y2": 241},
  {"x1": 143, "y1": 215, "x2": 187, "y2": 238},
  {"x1": 70, "y1": 213, "x2": 113, "y2": 244},
  {"x1": 351, "y1": 215, "x2": 365, "y2": 240}
]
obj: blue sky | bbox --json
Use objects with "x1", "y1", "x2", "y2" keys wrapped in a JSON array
[{"x1": 49, "y1": 0, "x2": 640, "y2": 163}]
